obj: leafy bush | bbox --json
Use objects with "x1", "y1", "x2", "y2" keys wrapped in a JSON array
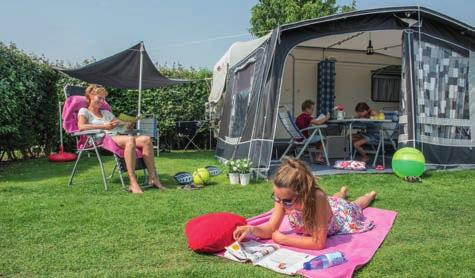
[
  {"x1": 0, "y1": 43, "x2": 213, "y2": 161},
  {"x1": 0, "y1": 43, "x2": 59, "y2": 160},
  {"x1": 249, "y1": 0, "x2": 356, "y2": 36}
]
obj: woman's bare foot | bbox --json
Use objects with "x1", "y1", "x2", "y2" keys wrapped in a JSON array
[
  {"x1": 340, "y1": 186, "x2": 349, "y2": 199},
  {"x1": 366, "y1": 191, "x2": 377, "y2": 200},
  {"x1": 149, "y1": 179, "x2": 166, "y2": 190},
  {"x1": 129, "y1": 183, "x2": 143, "y2": 194}
]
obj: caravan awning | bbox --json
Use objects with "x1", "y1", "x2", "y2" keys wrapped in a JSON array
[
  {"x1": 209, "y1": 33, "x2": 271, "y2": 104},
  {"x1": 55, "y1": 43, "x2": 187, "y2": 89}
]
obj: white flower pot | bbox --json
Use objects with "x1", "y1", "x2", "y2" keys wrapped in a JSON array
[
  {"x1": 229, "y1": 173, "x2": 240, "y2": 185},
  {"x1": 240, "y1": 173, "x2": 251, "y2": 186},
  {"x1": 337, "y1": 111, "x2": 345, "y2": 120}
]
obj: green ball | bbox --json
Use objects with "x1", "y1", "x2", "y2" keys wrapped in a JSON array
[
  {"x1": 392, "y1": 147, "x2": 426, "y2": 178},
  {"x1": 193, "y1": 168, "x2": 210, "y2": 186}
]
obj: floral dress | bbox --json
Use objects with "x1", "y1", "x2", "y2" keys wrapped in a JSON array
[{"x1": 287, "y1": 196, "x2": 375, "y2": 236}]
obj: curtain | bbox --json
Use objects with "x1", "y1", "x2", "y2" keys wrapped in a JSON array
[
  {"x1": 414, "y1": 39, "x2": 471, "y2": 144},
  {"x1": 372, "y1": 75, "x2": 400, "y2": 102},
  {"x1": 317, "y1": 60, "x2": 336, "y2": 115}
]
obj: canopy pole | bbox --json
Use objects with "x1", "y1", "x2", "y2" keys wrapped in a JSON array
[{"x1": 137, "y1": 41, "x2": 144, "y2": 127}]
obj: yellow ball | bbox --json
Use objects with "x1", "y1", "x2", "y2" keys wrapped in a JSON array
[{"x1": 192, "y1": 168, "x2": 210, "y2": 186}]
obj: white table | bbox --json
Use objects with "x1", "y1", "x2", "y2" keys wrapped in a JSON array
[{"x1": 328, "y1": 118, "x2": 392, "y2": 168}]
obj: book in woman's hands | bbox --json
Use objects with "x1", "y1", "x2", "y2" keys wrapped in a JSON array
[
  {"x1": 223, "y1": 240, "x2": 311, "y2": 275},
  {"x1": 118, "y1": 113, "x2": 137, "y2": 123},
  {"x1": 316, "y1": 113, "x2": 328, "y2": 122}
]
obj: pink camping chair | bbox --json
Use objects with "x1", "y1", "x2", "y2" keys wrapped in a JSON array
[{"x1": 62, "y1": 85, "x2": 149, "y2": 190}]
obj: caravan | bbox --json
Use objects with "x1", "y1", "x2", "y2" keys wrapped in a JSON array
[{"x1": 209, "y1": 6, "x2": 475, "y2": 176}]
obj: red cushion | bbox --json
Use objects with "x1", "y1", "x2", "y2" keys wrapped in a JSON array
[{"x1": 185, "y1": 212, "x2": 247, "y2": 253}]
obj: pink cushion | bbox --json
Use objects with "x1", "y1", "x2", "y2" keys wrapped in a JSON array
[
  {"x1": 185, "y1": 212, "x2": 247, "y2": 253},
  {"x1": 62, "y1": 95, "x2": 111, "y2": 133}
]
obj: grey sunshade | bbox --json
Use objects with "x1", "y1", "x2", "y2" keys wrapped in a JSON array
[{"x1": 56, "y1": 42, "x2": 187, "y2": 89}]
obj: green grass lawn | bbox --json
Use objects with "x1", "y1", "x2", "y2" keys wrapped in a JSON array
[{"x1": 1, "y1": 151, "x2": 474, "y2": 277}]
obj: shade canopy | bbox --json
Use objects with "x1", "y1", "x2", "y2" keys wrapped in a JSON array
[{"x1": 56, "y1": 42, "x2": 187, "y2": 89}]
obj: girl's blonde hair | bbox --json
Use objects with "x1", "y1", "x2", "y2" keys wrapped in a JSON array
[
  {"x1": 85, "y1": 84, "x2": 108, "y2": 104},
  {"x1": 273, "y1": 156, "x2": 323, "y2": 236}
]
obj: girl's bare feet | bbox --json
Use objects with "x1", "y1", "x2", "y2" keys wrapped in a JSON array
[
  {"x1": 340, "y1": 186, "x2": 349, "y2": 199},
  {"x1": 149, "y1": 179, "x2": 166, "y2": 190},
  {"x1": 353, "y1": 191, "x2": 377, "y2": 209},
  {"x1": 315, "y1": 154, "x2": 325, "y2": 165},
  {"x1": 366, "y1": 191, "x2": 377, "y2": 200},
  {"x1": 332, "y1": 186, "x2": 348, "y2": 199}
]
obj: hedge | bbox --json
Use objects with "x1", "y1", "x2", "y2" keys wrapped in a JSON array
[
  {"x1": 0, "y1": 43, "x2": 59, "y2": 160},
  {"x1": 0, "y1": 43, "x2": 213, "y2": 160}
]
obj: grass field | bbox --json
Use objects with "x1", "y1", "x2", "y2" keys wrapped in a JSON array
[{"x1": 1, "y1": 151, "x2": 474, "y2": 277}]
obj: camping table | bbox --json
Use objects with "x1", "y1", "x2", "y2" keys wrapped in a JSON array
[{"x1": 327, "y1": 119, "x2": 392, "y2": 168}]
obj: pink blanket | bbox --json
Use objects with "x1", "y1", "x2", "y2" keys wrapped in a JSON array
[{"x1": 221, "y1": 207, "x2": 397, "y2": 278}]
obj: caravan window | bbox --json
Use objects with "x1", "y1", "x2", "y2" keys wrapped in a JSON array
[
  {"x1": 371, "y1": 65, "x2": 401, "y2": 102},
  {"x1": 228, "y1": 61, "x2": 256, "y2": 138}
]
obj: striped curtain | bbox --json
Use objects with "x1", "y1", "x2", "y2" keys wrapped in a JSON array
[{"x1": 317, "y1": 60, "x2": 336, "y2": 115}]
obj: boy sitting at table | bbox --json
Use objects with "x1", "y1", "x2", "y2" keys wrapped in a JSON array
[
  {"x1": 352, "y1": 102, "x2": 379, "y2": 162},
  {"x1": 295, "y1": 100, "x2": 329, "y2": 164}
]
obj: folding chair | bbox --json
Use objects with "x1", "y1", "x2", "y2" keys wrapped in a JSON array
[
  {"x1": 354, "y1": 111, "x2": 399, "y2": 167},
  {"x1": 277, "y1": 106, "x2": 330, "y2": 166},
  {"x1": 137, "y1": 118, "x2": 159, "y2": 156},
  {"x1": 381, "y1": 110, "x2": 399, "y2": 151},
  {"x1": 175, "y1": 121, "x2": 202, "y2": 150},
  {"x1": 62, "y1": 85, "x2": 149, "y2": 190}
]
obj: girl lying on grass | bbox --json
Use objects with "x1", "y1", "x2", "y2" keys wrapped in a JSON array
[{"x1": 233, "y1": 157, "x2": 377, "y2": 250}]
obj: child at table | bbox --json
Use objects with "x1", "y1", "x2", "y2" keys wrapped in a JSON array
[
  {"x1": 233, "y1": 157, "x2": 376, "y2": 250},
  {"x1": 295, "y1": 100, "x2": 329, "y2": 164},
  {"x1": 353, "y1": 102, "x2": 379, "y2": 162}
]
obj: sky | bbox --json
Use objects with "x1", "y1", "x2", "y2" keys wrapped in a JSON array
[{"x1": 0, "y1": 0, "x2": 473, "y2": 69}]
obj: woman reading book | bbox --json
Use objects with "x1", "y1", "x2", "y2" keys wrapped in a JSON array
[
  {"x1": 233, "y1": 157, "x2": 376, "y2": 250},
  {"x1": 77, "y1": 84, "x2": 165, "y2": 194}
]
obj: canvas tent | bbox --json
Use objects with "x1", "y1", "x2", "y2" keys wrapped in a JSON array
[
  {"x1": 209, "y1": 6, "x2": 475, "y2": 175},
  {"x1": 56, "y1": 42, "x2": 187, "y2": 118}
]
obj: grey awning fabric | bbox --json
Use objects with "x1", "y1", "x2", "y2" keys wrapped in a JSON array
[{"x1": 55, "y1": 43, "x2": 187, "y2": 89}]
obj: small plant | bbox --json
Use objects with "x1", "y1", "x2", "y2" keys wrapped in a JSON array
[
  {"x1": 237, "y1": 159, "x2": 252, "y2": 174},
  {"x1": 225, "y1": 160, "x2": 239, "y2": 174},
  {"x1": 334, "y1": 104, "x2": 345, "y2": 111},
  {"x1": 225, "y1": 159, "x2": 252, "y2": 174}
]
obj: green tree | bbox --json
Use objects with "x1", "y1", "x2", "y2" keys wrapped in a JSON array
[{"x1": 249, "y1": 0, "x2": 356, "y2": 36}]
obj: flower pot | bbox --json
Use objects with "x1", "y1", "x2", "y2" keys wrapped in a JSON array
[
  {"x1": 337, "y1": 111, "x2": 345, "y2": 120},
  {"x1": 240, "y1": 173, "x2": 251, "y2": 186},
  {"x1": 229, "y1": 173, "x2": 240, "y2": 185}
]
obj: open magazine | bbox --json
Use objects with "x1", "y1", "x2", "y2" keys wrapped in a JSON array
[{"x1": 223, "y1": 240, "x2": 311, "y2": 275}]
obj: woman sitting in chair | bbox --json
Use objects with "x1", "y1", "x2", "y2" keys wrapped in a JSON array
[{"x1": 77, "y1": 84, "x2": 165, "y2": 194}]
